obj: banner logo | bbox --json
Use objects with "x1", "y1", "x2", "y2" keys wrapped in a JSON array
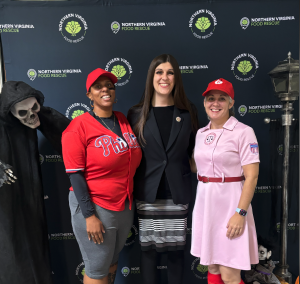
[
  {"x1": 255, "y1": 185, "x2": 281, "y2": 194},
  {"x1": 59, "y1": 14, "x2": 88, "y2": 43},
  {"x1": 238, "y1": 105, "x2": 247, "y2": 116},
  {"x1": 245, "y1": 16, "x2": 294, "y2": 28},
  {"x1": 65, "y1": 21, "x2": 81, "y2": 36},
  {"x1": 111, "y1": 65, "x2": 127, "y2": 80},
  {"x1": 72, "y1": 110, "x2": 84, "y2": 119},
  {"x1": 125, "y1": 225, "x2": 138, "y2": 246},
  {"x1": 197, "y1": 264, "x2": 208, "y2": 274},
  {"x1": 49, "y1": 232, "x2": 76, "y2": 240},
  {"x1": 276, "y1": 222, "x2": 299, "y2": 233},
  {"x1": 65, "y1": 103, "x2": 90, "y2": 119},
  {"x1": 196, "y1": 17, "x2": 211, "y2": 32},
  {"x1": 121, "y1": 267, "x2": 130, "y2": 277},
  {"x1": 0, "y1": 24, "x2": 34, "y2": 33},
  {"x1": 27, "y1": 69, "x2": 37, "y2": 81},
  {"x1": 40, "y1": 154, "x2": 63, "y2": 163},
  {"x1": 237, "y1": 60, "x2": 252, "y2": 75},
  {"x1": 75, "y1": 262, "x2": 85, "y2": 283},
  {"x1": 241, "y1": 104, "x2": 281, "y2": 114},
  {"x1": 112, "y1": 21, "x2": 165, "y2": 32},
  {"x1": 231, "y1": 53, "x2": 259, "y2": 81},
  {"x1": 277, "y1": 144, "x2": 298, "y2": 155},
  {"x1": 180, "y1": 64, "x2": 208, "y2": 74},
  {"x1": 277, "y1": 144, "x2": 283, "y2": 155},
  {"x1": 189, "y1": 10, "x2": 217, "y2": 39},
  {"x1": 240, "y1": 17, "x2": 250, "y2": 29},
  {"x1": 26, "y1": 69, "x2": 81, "y2": 79},
  {"x1": 111, "y1": 21, "x2": 120, "y2": 34},
  {"x1": 106, "y1": 58, "x2": 132, "y2": 86},
  {"x1": 191, "y1": 258, "x2": 208, "y2": 279},
  {"x1": 39, "y1": 154, "x2": 44, "y2": 165}
]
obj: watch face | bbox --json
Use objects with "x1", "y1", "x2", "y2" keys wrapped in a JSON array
[{"x1": 239, "y1": 209, "x2": 247, "y2": 216}]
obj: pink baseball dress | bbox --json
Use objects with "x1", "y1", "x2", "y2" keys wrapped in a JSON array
[{"x1": 191, "y1": 116, "x2": 259, "y2": 270}]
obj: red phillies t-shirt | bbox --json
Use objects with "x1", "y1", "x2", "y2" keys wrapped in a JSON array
[{"x1": 62, "y1": 111, "x2": 142, "y2": 211}]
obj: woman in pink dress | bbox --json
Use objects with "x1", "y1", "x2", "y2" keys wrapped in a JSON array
[{"x1": 191, "y1": 78, "x2": 259, "y2": 284}]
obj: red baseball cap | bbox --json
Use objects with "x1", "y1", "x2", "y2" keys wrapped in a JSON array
[
  {"x1": 86, "y1": 68, "x2": 118, "y2": 92},
  {"x1": 202, "y1": 78, "x2": 234, "y2": 99}
]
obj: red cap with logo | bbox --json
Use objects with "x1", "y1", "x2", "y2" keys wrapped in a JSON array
[
  {"x1": 202, "y1": 78, "x2": 234, "y2": 99},
  {"x1": 86, "y1": 68, "x2": 118, "y2": 92}
]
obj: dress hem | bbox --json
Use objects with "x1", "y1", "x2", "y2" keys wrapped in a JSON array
[
  {"x1": 190, "y1": 251, "x2": 257, "y2": 271},
  {"x1": 141, "y1": 243, "x2": 186, "y2": 252}
]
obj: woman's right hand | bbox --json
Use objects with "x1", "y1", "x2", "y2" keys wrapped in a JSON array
[{"x1": 86, "y1": 215, "x2": 105, "y2": 244}]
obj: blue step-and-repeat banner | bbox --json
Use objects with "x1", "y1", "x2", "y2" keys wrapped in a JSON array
[{"x1": 0, "y1": 0, "x2": 298, "y2": 283}]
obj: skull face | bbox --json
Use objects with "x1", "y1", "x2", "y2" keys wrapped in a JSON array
[
  {"x1": 11, "y1": 97, "x2": 41, "y2": 129},
  {"x1": 258, "y1": 245, "x2": 272, "y2": 260}
]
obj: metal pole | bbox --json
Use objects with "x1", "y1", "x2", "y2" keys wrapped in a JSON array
[
  {"x1": 0, "y1": 33, "x2": 5, "y2": 92},
  {"x1": 273, "y1": 101, "x2": 293, "y2": 284},
  {"x1": 267, "y1": 52, "x2": 298, "y2": 284}
]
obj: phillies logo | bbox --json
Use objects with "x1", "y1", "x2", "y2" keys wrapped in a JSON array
[
  {"x1": 123, "y1": 132, "x2": 139, "y2": 148},
  {"x1": 95, "y1": 133, "x2": 139, "y2": 157}
]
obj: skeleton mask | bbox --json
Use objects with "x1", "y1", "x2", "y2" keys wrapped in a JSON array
[
  {"x1": 11, "y1": 97, "x2": 41, "y2": 129},
  {"x1": 258, "y1": 245, "x2": 272, "y2": 260}
]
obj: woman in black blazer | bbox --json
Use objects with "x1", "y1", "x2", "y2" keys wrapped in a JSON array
[{"x1": 128, "y1": 54, "x2": 199, "y2": 284}]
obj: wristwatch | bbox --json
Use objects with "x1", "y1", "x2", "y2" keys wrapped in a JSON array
[{"x1": 236, "y1": 208, "x2": 247, "y2": 216}]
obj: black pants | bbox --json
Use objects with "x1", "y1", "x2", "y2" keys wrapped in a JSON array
[{"x1": 141, "y1": 250, "x2": 184, "y2": 284}]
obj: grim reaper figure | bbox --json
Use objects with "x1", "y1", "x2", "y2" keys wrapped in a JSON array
[{"x1": 0, "y1": 81, "x2": 69, "y2": 284}]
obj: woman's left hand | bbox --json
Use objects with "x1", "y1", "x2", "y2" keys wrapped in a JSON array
[{"x1": 226, "y1": 212, "x2": 245, "y2": 239}]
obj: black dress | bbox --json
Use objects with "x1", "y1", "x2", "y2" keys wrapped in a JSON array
[{"x1": 136, "y1": 106, "x2": 190, "y2": 252}]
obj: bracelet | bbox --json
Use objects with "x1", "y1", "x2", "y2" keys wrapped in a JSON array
[{"x1": 236, "y1": 208, "x2": 247, "y2": 216}]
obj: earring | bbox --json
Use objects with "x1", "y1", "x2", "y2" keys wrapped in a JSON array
[
  {"x1": 114, "y1": 98, "x2": 118, "y2": 104},
  {"x1": 90, "y1": 100, "x2": 94, "y2": 108}
]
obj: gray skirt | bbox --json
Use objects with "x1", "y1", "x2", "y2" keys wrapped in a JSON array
[{"x1": 136, "y1": 199, "x2": 188, "y2": 252}]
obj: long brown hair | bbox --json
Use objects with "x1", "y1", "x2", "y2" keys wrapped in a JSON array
[{"x1": 131, "y1": 54, "x2": 199, "y2": 145}]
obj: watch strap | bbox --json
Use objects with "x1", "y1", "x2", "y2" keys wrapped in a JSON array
[{"x1": 236, "y1": 208, "x2": 247, "y2": 216}]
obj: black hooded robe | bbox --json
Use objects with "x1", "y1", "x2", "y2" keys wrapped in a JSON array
[{"x1": 0, "y1": 81, "x2": 69, "y2": 284}]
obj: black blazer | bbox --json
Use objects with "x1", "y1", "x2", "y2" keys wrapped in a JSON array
[{"x1": 127, "y1": 106, "x2": 195, "y2": 204}]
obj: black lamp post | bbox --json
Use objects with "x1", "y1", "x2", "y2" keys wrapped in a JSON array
[
  {"x1": 266, "y1": 52, "x2": 299, "y2": 284},
  {"x1": 0, "y1": 33, "x2": 5, "y2": 91}
]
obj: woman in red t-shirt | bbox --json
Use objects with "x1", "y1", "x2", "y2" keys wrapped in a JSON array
[{"x1": 62, "y1": 68, "x2": 142, "y2": 284}]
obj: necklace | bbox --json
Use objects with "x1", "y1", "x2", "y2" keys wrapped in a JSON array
[{"x1": 93, "y1": 112, "x2": 115, "y2": 131}]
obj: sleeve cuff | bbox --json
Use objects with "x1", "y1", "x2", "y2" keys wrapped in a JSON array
[
  {"x1": 66, "y1": 168, "x2": 85, "y2": 173},
  {"x1": 83, "y1": 210, "x2": 96, "y2": 219}
]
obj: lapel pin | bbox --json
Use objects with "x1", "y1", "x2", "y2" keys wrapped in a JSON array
[{"x1": 176, "y1": 117, "x2": 181, "y2": 122}]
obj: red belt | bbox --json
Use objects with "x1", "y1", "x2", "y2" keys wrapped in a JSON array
[{"x1": 198, "y1": 174, "x2": 245, "y2": 183}]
